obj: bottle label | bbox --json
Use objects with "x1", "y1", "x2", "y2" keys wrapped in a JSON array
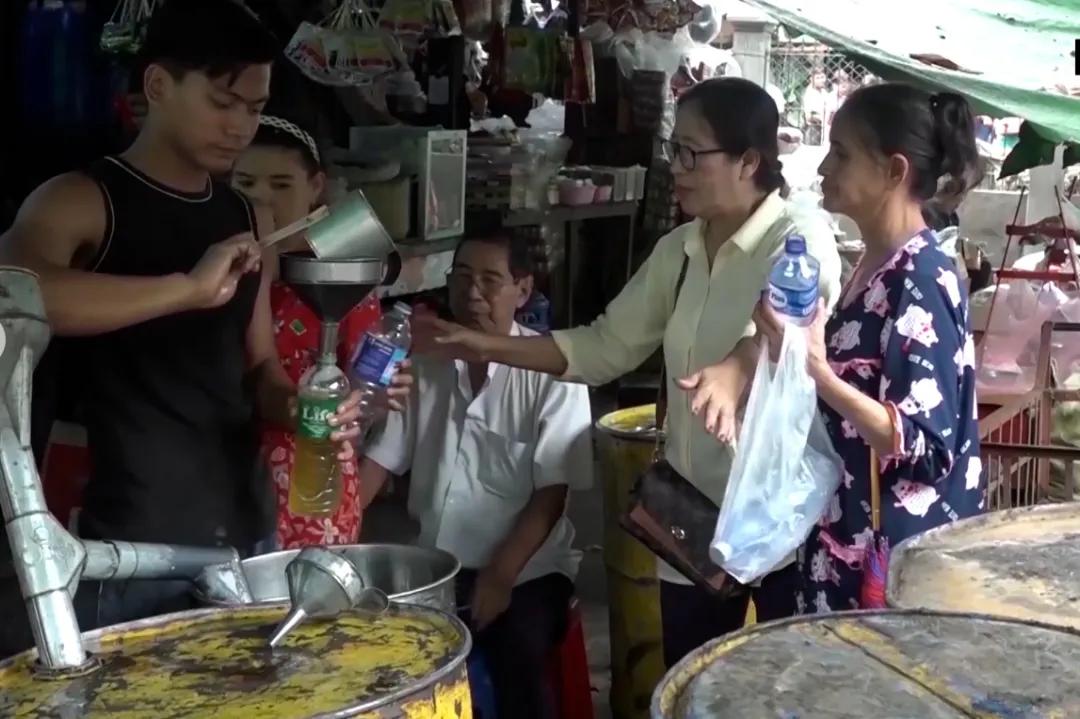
[
  {"x1": 297, "y1": 396, "x2": 339, "y2": 441},
  {"x1": 353, "y1": 334, "x2": 407, "y2": 387},
  {"x1": 768, "y1": 285, "x2": 817, "y2": 318}
]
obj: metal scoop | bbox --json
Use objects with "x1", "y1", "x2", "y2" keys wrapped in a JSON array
[
  {"x1": 194, "y1": 557, "x2": 255, "y2": 605},
  {"x1": 268, "y1": 546, "x2": 390, "y2": 648}
]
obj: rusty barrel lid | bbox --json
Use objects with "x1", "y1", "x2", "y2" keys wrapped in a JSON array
[
  {"x1": 888, "y1": 503, "x2": 1080, "y2": 629},
  {"x1": 652, "y1": 610, "x2": 1080, "y2": 718},
  {"x1": 0, "y1": 604, "x2": 470, "y2": 718},
  {"x1": 596, "y1": 404, "x2": 661, "y2": 442}
]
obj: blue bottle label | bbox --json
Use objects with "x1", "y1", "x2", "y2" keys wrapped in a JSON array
[
  {"x1": 352, "y1": 335, "x2": 407, "y2": 386},
  {"x1": 768, "y1": 285, "x2": 817, "y2": 318}
]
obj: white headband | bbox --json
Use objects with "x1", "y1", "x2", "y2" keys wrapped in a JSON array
[{"x1": 259, "y1": 114, "x2": 321, "y2": 166}]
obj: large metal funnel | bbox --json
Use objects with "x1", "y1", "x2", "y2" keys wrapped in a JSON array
[{"x1": 279, "y1": 252, "x2": 400, "y2": 324}]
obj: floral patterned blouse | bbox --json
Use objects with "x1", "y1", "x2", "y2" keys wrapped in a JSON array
[
  {"x1": 265, "y1": 281, "x2": 381, "y2": 549},
  {"x1": 798, "y1": 230, "x2": 985, "y2": 613}
]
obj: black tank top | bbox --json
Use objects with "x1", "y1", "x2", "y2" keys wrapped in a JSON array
[{"x1": 73, "y1": 156, "x2": 272, "y2": 548}]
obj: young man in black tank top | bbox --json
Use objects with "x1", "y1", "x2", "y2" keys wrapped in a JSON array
[{"x1": 0, "y1": 0, "x2": 403, "y2": 650}]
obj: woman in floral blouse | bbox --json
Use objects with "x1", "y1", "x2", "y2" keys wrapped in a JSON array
[
  {"x1": 232, "y1": 113, "x2": 383, "y2": 548},
  {"x1": 754, "y1": 83, "x2": 985, "y2": 612}
]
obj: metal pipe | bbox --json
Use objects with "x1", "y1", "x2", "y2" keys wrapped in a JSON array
[
  {"x1": 0, "y1": 270, "x2": 92, "y2": 670},
  {"x1": 24, "y1": 590, "x2": 85, "y2": 670},
  {"x1": 83, "y1": 541, "x2": 240, "y2": 582},
  {"x1": 318, "y1": 320, "x2": 340, "y2": 361}
]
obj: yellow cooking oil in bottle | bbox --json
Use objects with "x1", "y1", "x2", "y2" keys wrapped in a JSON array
[{"x1": 290, "y1": 352, "x2": 349, "y2": 516}]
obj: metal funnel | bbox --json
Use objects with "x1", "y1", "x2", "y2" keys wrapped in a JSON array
[
  {"x1": 268, "y1": 547, "x2": 390, "y2": 648},
  {"x1": 279, "y1": 252, "x2": 388, "y2": 325}
]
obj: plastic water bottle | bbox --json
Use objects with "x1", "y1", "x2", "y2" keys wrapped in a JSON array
[
  {"x1": 767, "y1": 234, "x2": 820, "y2": 327},
  {"x1": 515, "y1": 291, "x2": 551, "y2": 334},
  {"x1": 350, "y1": 302, "x2": 412, "y2": 432}
]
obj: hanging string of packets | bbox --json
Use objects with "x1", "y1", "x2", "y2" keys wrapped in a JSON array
[
  {"x1": 100, "y1": 0, "x2": 159, "y2": 55},
  {"x1": 285, "y1": 0, "x2": 409, "y2": 87},
  {"x1": 585, "y1": 0, "x2": 699, "y2": 33}
]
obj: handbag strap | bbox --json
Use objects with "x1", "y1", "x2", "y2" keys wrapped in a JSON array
[
  {"x1": 869, "y1": 449, "x2": 881, "y2": 533},
  {"x1": 654, "y1": 255, "x2": 691, "y2": 457}
]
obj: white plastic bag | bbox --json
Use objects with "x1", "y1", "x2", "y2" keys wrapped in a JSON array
[{"x1": 709, "y1": 327, "x2": 843, "y2": 584}]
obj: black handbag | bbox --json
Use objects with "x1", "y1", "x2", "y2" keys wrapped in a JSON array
[{"x1": 618, "y1": 256, "x2": 745, "y2": 598}]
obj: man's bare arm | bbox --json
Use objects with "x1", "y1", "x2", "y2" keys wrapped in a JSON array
[
  {"x1": 485, "y1": 485, "x2": 568, "y2": 583},
  {"x1": 0, "y1": 173, "x2": 257, "y2": 336},
  {"x1": 357, "y1": 457, "x2": 392, "y2": 511}
]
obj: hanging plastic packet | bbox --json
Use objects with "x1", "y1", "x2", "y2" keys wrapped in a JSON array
[
  {"x1": 563, "y1": 36, "x2": 596, "y2": 104},
  {"x1": 503, "y1": 28, "x2": 559, "y2": 97},
  {"x1": 378, "y1": 0, "x2": 461, "y2": 59},
  {"x1": 101, "y1": 0, "x2": 158, "y2": 55},
  {"x1": 379, "y1": 0, "x2": 428, "y2": 52},
  {"x1": 286, "y1": 1, "x2": 406, "y2": 88}
]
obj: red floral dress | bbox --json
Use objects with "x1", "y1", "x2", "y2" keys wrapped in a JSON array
[{"x1": 266, "y1": 282, "x2": 381, "y2": 549}]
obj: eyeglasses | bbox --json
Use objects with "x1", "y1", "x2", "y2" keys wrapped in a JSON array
[
  {"x1": 662, "y1": 139, "x2": 729, "y2": 171},
  {"x1": 445, "y1": 269, "x2": 514, "y2": 295}
]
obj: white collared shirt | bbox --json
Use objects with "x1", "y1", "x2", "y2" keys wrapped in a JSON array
[
  {"x1": 365, "y1": 323, "x2": 594, "y2": 584},
  {"x1": 551, "y1": 190, "x2": 842, "y2": 583}
]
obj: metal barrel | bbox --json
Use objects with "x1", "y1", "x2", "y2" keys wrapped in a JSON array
[
  {"x1": 194, "y1": 543, "x2": 460, "y2": 614},
  {"x1": 887, "y1": 503, "x2": 1080, "y2": 630},
  {"x1": 595, "y1": 405, "x2": 759, "y2": 719},
  {"x1": 652, "y1": 609, "x2": 1080, "y2": 718},
  {"x1": 0, "y1": 604, "x2": 472, "y2": 718},
  {"x1": 595, "y1": 405, "x2": 667, "y2": 719}
]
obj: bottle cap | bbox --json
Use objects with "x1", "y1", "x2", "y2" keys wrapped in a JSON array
[
  {"x1": 785, "y1": 235, "x2": 807, "y2": 254},
  {"x1": 393, "y1": 302, "x2": 413, "y2": 316}
]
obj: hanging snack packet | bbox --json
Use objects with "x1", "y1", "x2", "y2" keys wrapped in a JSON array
[
  {"x1": 286, "y1": 21, "x2": 342, "y2": 85},
  {"x1": 380, "y1": 0, "x2": 462, "y2": 57}
]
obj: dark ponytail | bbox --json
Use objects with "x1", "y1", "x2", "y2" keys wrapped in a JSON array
[
  {"x1": 929, "y1": 92, "x2": 982, "y2": 209},
  {"x1": 839, "y1": 83, "x2": 981, "y2": 210}
]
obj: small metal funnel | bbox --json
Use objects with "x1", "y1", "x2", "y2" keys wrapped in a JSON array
[{"x1": 268, "y1": 547, "x2": 390, "y2": 648}]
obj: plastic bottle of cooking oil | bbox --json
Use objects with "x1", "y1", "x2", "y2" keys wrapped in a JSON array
[{"x1": 290, "y1": 355, "x2": 350, "y2": 516}]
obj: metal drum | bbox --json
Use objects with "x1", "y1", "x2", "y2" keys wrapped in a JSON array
[
  {"x1": 196, "y1": 544, "x2": 460, "y2": 613},
  {"x1": 0, "y1": 604, "x2": 472, "y2": 718},
  {"x1": 652, "y1": 610, "x2": 1080, "y2": 718},
  {"x1": 596, "y1": 405, "x2": 667, "y2": 719},
  {"x1": 888, "y1": 503, "x2": 1080, "y2": 629}
]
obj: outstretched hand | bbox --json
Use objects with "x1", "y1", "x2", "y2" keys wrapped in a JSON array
[
  {"x1": 411, "y1": 313, "x2": 491, "y2": 363},
  {"x1": 752, "y1": 296, "x2": 831, "y2": 382}
]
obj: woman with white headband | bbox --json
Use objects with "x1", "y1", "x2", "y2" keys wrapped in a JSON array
[{"x1": 232, "y1": 110, "x2": 384, "y2": 548}]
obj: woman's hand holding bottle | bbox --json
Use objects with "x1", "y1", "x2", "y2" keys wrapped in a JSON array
[{"x1": 752, "y1": 296, "x2": 832, "y2": 384}]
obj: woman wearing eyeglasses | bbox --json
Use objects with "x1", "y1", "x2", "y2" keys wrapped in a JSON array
[{"x1": 418, "y1": 77, "x2": 843, "y2": 667}]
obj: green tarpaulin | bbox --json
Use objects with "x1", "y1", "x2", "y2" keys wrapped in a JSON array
[{"x1": 740, "y1": 0, "x2": 1080, "y2": 145}]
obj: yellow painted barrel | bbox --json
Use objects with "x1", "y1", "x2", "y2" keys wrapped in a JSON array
[
  {"x1": 0, "y1": 604, "x2": 471, "y2": 718},
  {"x1": 888, "y1": 503, "x2": 1080, "y2": 630},
  {"x1": 653, "y1": 610, "x2": 1080, "y2": 718},
  {"x1": 596, "y1": 405, "x2": 667, "y2": 719},
  {"x1": 596, "y1": 405, "x2": 757, "y2": 718}
]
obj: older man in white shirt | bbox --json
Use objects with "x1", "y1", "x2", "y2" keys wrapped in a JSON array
[{"x1": 359, "y1": 230, "x2": 593, "y2": 719}]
